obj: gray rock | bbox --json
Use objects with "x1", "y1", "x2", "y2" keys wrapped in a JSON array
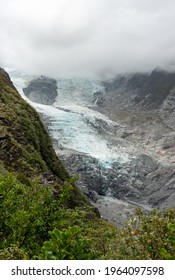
[
  {"x1": 93, "y1": 91, "x2": 105, "y2": 106},
  {"x1": 23, "y1": 76, "x2": 58, "y2": 105}
]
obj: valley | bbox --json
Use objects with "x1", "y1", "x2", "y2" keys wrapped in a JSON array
[{"x1": 9, "y1": 68, "x2": 175, "y2": 226}]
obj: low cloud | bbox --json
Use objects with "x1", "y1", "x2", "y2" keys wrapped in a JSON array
[{"x1": 1, "y1": 0, "x2": 175, "y2": 79}]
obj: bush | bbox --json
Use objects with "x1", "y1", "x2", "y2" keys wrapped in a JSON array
[
  {"x1": 117, "y1": 208, "x2": 175, "y2": 259},
  {"x1": 0, "y1": 173, "x2": 58, "y2": 256},
  {"x1": 1, "y1": 171, "x2": 175, "y2": 260},
  {"x1": 39, "y1": 226, "x2": 96, "y2": 260}
]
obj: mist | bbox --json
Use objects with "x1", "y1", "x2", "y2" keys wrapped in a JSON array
[{"x1": 1, "y1": 0, "x2": 175, "y2": 79}]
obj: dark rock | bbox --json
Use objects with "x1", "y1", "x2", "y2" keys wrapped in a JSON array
[
  {"x1": 23, "y1": 76, "x2": 58, "y2": 105},
  {"x1": 93, "y1": 91, "x2": 105, "y2": 106},
  {"x1": 59, "y1": 151, "x2": 160, "y2": 207},
  {"x1": 102, "y1": 69, "x2": 175, "y2": 109},
  {"x1": 130, "y1": 154, "x2": 158, "y2": 177}
]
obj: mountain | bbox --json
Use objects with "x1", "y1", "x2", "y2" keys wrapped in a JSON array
[
  {"x1": 90, "y1": 69, "x2": 175, "y2": 210},
  {"x1": 102, "y1": 68, "x2": 175, "y2": 109},
  {"x1": 0, "y1": 67, "x2": 109, "y2": 259},
  {"x1": 0, "y1": 67, "x2": 175, "y2": 260},
  {"x1": 19, "y1": 68, "x2": 175, "y2": 221}
]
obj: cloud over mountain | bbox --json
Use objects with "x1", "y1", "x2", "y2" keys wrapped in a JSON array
[{"x1": 1, "y1": 0, "x2": 175, "y2": 78}]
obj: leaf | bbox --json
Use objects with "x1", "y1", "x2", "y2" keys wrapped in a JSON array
[{"x1": 167, "y1": 223, "x2": 175, "y2": 232}]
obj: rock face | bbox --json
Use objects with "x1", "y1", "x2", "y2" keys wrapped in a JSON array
[
  {"x1": 102, "y1": 69, "x2": 175, "y2": 109},
  {"x1": 93, "y1": 91, "x2": 105, "y2": 106},
  {"x1": 59, "y1": 151, "x2": 173, "y2": 209},
  {"x1": 23, "y1": 76, "x2": 58, "y2": 105}
]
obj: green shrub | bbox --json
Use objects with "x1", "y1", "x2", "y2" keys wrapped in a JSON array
[
  {"x1": 39, "y1": 226, "x2": 96, "y2": 260},
  {"x1": 0, "y1": 245, "x2": 29, "y2": 260},
  {"x1": 0, "y1": 173, "x2": 108, "y2": 259},
  {"x1": 1, "y1": 171, "x2": 175, "y2": 260},
  {"x1": 117, "y1": 208, "x2": 175, "y2": 259},
  {"x1": 0, "y1": 173, "x2": 57, "y2": 256},
  {"x1": 160, "y1": 223, "x2": 175, "y2": 259}
]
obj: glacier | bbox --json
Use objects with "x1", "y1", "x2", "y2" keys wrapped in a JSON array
[{"x1": 9, "y1": 68, "x2": 130, "y2": 167}]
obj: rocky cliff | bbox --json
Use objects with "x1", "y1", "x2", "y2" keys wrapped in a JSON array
[
  {"x1": 23, "y1": 76, "x2": 57, "y2": 105},
  {"x1": 102, "y1": 68, "x2": 175, "y2": 109}
]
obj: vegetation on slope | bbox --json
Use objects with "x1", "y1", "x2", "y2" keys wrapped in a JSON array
[
  {"x1": 0, "y1": 68, "x2": 175, "y2": 260},
  {"x1": 0, "y1": 68, "x2": 68, "y2": 180}
]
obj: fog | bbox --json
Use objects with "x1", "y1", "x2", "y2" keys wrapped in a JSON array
[{"x1": 1, "y1": 0, "x2": 175, "y2": 79}]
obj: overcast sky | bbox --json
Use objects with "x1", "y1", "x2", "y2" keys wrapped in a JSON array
[{"x1": 1, "y1": 0, "x2": 175, "y2": 79}]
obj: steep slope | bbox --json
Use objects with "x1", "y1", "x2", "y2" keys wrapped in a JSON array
[
  {"x1": 102, "y1": 68, "x2": 175, "y2": 109},
  {"x1": 0, "y1": 67, "x2": 68, "y2": 181},
  {"x1": 0, "y1": 67, "x2": 110, "y2": 259}
]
